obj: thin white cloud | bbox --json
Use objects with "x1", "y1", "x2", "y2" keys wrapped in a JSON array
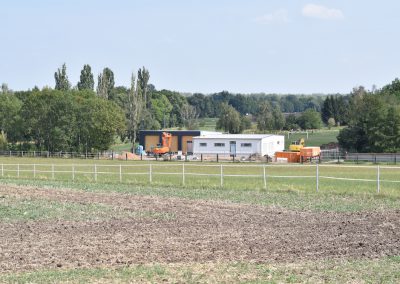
[
  {"x1": 255, "y1": 9, "x2": 290, "y2": 24},
  {"x1": 302, "y1": 4, "x2": 344, "y2": 20}
]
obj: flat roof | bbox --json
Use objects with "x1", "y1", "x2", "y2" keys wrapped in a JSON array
[
  {"x1": 139, "y1": 130, "x2": 221, "y2": 135},
  {"x1": 193, "y1": 134, "x2": 284, "y2": 140}
]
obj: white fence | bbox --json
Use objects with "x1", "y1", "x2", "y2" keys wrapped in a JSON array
[{"x1": 1, "y1": 162, "x2": 400, "y2": 194}]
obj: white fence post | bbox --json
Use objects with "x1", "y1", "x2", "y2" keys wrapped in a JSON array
[
  {"x1": 220, "y1": 164, "x2": 223, "y2": 187},
  {"x1": 316, "y1": 162, "x2": 319, "y2": 192},
  {"x1": 52, "y1": 164, "x2": 54, "y2": 180},
  {"x1": 263, "y1": 164, "x2": 267, "y2": 189},
  {"x1": 182, "y1": 163, "x2": 185, "y2": 185},
  {"x1": 119, "y1": 165, "x2": 122, "y2": 183},
  {"x1": 377, "y1": 165, "x2": 380, "y2": 194},
  {"x1": 149, "y1": 164, "x2": 152, "y2": 183},
  {"x1": 94, "y1": 164, "x2": 97, "y2": 182},
  {"x1": 72, "y1": 164, "x2": 75, "y2": 182},
  {"x1": 17, "y1": 164, "x2": 20, "y2": 178}
]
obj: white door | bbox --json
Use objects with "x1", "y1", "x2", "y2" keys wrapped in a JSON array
[{"x1": 230, "y1": 141, "x2": 236, "y2": 156}]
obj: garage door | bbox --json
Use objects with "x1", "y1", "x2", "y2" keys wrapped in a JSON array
[{"x1": 182, "y1": 136, "x2": 193, "y2": 153}]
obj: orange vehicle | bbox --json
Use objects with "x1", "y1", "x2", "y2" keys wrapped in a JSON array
[{"x1": 152, "y1": 132, "x2": 172, "y2": 156}]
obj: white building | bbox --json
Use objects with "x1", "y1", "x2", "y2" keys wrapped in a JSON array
[{"x1": 193, "y1": 134, "x2": 284, "y2": 157}]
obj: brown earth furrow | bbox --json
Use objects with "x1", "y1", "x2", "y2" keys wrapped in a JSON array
[{"x1": 0, "y1": 184, "x2": 399, "y2": 272}]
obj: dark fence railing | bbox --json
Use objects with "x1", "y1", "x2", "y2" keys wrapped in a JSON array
[
  {"x1": 0, "y1": 151, "x2": 115, "y2": 160},
  {"x1": 321, "y1": 150, "x2": 400, "y2": 164}
]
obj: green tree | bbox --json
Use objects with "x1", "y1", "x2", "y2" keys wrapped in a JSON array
[
  {"x1": 138, "y1": 67, "x2": 150, "y2": 108},
  {"x1": 240, "y1": 116, "x2": 252, "y2": 131},
  {"x1": 321, "y1": 95, "x2": 334, "y2": 123},
  {"x1": 110, "y1": 86, "x2": 128, "y2": 109},
  {"x1": 187, "y1": 93, "x2": 214, "y2": 118},
  {"x1": 338, "y1": 94, "x2": 388, "y2": 152},
  {"x1": 77, "y1": 64, "x2": 94, "y2": 91},
  {"x1": 0, "y1": 131, "x2": 7, "y2": 150},
  {"x1": 216, "y1": 103, "x2": 242, "y2": 133},
  {"x1": 322, "y1": 95, "x2": 349, "y2": 126},
  {"x1": 0, "y1": 93, "x2": 22, "y2": 144},
  {"x1": 180, "y1": 103, "x2": 199, "y2": 130},
  {"x1": 97, "y1": 68, "x2": 115, "y2": 99},
  {"x1": 151, "y1": 92, "x2": 173, "y2": 128},
  {"x1": 21, "y1": 89, "x2": 76, "y2": 151},
  {"x1": 272, "y1": 106, "x2": 285, "y2": 130},
  {"x1": 382, "y1": 78, "x2": 400, "y2": 98},
  {"x1": 54, "y1": 63, "x2": 71, "y2": 91},
  {"x1": 78, "y1": 98, "x2": 126, "y2": 151},
  {"x1": 381, "y1": 106, "x2": 400, "y2": 152},
  {"x1": 127, "y1": 73, "x2": 143, "y2": 144},
  {"x1": 284, "y1": 114, "x2": 299, "y2": 130},
  {"x1": 257, "y1": 102, "x2": 285, "y2": 131},
  {"x1": 297, "y1": 109, "x2": 323, "y2": 130},
  {"x1": 256, "y1": 102, "x2": 273, "y2": 131},
  {"x1": 161, "y1": 89, "x2": 187, "y2": 127},
  {"x1": 1, "y1": 83, "x2": 11, "y2": 94},
  {"x1": 327, "y1": 117, "x2": 335, "y2": 129},
  {"x1": 140, "y1": 109, "x2": 161, "y2": 130},
  {"x1": 337, "y1": 126, "x2": 367, "y2": 152}
]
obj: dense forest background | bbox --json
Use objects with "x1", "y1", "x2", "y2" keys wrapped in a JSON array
[{"x1": 1, "y1": 64, "x2": 400, "y2": 153}]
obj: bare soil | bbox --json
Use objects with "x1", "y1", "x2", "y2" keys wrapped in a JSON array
[{"x1": 0, "y1": 184, "x2": 399, "y2": 273}]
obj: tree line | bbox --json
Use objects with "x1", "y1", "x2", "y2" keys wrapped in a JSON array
[
  {"x1": 2, "y1": 62, "x2": 399, "y2": 153},
  {"x1": 0, "y1": 64, "x2": 201, "y2": 152},
  {"x1": 337, "y1": 80, "x2": 400, "y2": 153},
  {"x1": 0, "y1": 63, "x2": 330, "y2": 152},
  {"x1": 187, "y1": 91, "x2": 325, "y2": 118}
]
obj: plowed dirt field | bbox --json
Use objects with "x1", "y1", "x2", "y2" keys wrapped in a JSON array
[{"x1": 1, "y1": 184, "x2": 399, "y2": 273}]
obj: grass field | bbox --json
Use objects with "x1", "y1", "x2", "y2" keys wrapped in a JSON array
[
  {"x1": 198, "y1": 117, "x2": 219, "y2": 131},
  {"x1": 0, "y1": 157, "x2": 399, "y2": 199},
  {"x1": 280, "y1": 129, "x2": 339, "y2": 149},
  {"x1": 2, "y1": 257, "x2": 399, "y2": 283}
]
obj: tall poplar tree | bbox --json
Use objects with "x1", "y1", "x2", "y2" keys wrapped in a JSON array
[
  {"x1": 127, "y1": 73, "x2": 143, "y2": 145},
  {"x1": 77, "y1": 64, "x2": 94, "y2": 91},
  {"x1": 137, "y1": 67, "x2": 150, "y2": 108},
  {"x1": 54, "y1": 63, "x2": 71, "y2": 91},
  {"x1": 97, "y1": 67, "x2": 115, "y2": 99}
]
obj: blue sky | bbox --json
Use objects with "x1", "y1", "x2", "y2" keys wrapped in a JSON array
[{"x1": 1, "y1": 0, "x2": 400, "y2": 94}]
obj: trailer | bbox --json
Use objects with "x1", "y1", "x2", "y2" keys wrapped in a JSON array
[{"x1": 193, "y1": 134, "x2": 284, "y2": 158}]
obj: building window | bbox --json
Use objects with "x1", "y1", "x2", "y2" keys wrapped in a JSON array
[
  {"x1": 241, "y1": 143, "x2": 252, "y2": 147},
  {"x1": 214, "y1": 143, "x2": 225, "y2": 147},
  {"x1": 200, "y1": 143, "x2": 207, "y2": 147}
]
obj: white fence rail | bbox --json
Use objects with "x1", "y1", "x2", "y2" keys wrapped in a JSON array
[{"x1": 1, "y1": 162, "x2": 399, "y2": 194}]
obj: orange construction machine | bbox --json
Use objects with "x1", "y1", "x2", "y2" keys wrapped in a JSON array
[{"x1": 152, "y1": 132, "x2": 172, "y2": 156}]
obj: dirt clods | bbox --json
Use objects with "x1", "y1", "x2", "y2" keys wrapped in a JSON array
[{"x1": 0, "y1": 184, "x2": 399, "y2": 272}]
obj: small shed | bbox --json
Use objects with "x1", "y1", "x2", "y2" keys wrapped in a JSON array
[{"x1": 193, "y1": 134, "x2": 285, "y2": 157}]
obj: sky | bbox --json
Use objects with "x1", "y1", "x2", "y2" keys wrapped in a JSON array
[{"x1": 1, "y1": 0, "x2": 400, "y2": 94}]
